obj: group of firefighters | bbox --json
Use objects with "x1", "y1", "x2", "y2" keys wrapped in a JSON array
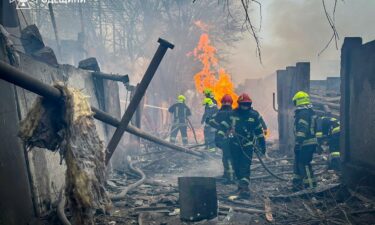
[{"x1": 168, "y1": 89, "x2": 340, "y2": 197}]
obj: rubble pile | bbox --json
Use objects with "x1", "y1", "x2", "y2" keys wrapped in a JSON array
[{"x1": 99, "y1": 142, "x2": 375, "y2": 225}]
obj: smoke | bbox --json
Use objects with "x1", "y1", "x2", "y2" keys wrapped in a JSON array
[{"x1": 225, "y1": 0, "x2": 375, "y2": 82}]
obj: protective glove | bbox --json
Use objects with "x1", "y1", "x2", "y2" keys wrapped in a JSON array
[{"x1": 227, "y1": 128, "x2": 235, "y2": 138}]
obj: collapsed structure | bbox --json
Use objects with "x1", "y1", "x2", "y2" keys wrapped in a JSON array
[{"x1": 0, "y1": 1, "x2": 375, "y2": 224}]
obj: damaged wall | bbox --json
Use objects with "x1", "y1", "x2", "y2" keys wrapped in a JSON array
[
  {"x1": 276, "y1": 62, "x2": 310, "y2": 154},
  {"x1": 340, "y1": 37, "x2": 375, "y2": 187},
  {"x1": 15, "y1": 53, "x2": 105, "y2": 216},
  {"x1": 0, "y1": 55, "x2": 34, "y2": 225},
  {"x1": 0, "y1": 51, "x2": 121, "y2": 223}
]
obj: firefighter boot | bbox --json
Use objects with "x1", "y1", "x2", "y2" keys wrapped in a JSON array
[
  {"x1": 292, "y1": 176, "x2": 303, "y2": 192},
  {"x1": 238, "y1": 178, "x2": 250, "y2": 198}
]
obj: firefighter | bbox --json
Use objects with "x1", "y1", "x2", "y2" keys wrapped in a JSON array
[
  {"x1": 168, "y1": 95, "x2": 191, "y2": 146},
  {"x1": 229, "y1": 93, "x2": 266, "y2": 198},
  {"x1": 292, "y1": 91, "x2": 318, "y2": 191},
  {"x1": 201, "y1": 97, "x2": 218, "y2": 151},
  {"x1": 208, "y1": 94, "x2": 235, "y2": 183},
  {"x1": 316, "y1": 114, "x2": 341, "y2": 171},
  {"x1": 203, "y1": 88, "x2": 218, "y2": 104}
]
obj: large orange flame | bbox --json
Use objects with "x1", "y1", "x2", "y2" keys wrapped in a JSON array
[{"x1": 192, "y1": 29, "x2": 238, "y2": 108}]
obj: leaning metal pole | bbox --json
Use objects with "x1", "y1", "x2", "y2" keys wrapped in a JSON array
[
  {"x1": 0, "y1": 60, "x2": 203, "y2": 158},
  {"x1": 105, "y1": 38, "x2": 174, "y2": 164}
]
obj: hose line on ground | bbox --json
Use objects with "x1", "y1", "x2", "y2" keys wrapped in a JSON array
[
  {"x1": 234, "y1": 133, "x2": 291, "y2": 182},
  {"x1": 110, "y1": 157, "x2": 146, "y2": 201}
]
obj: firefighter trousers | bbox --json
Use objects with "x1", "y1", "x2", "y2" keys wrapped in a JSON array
[
  {"x1": 204, "y1": 125, "x2": 216, "y2": 149},
  {"x1": 293, "y1": 144, "x2": 316, "y2": 189},
  {"x1": 170, "y1": 123, "x2": 188, "y2": 145},
  {"x1": 231, "y1": 142, "x2": 253, "y2": 189},
  {"x1": 217, "y1": 140, "x2": 234, "y2": 181}
]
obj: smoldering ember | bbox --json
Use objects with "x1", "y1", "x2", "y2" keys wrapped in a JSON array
[{"x1": 0, "y1": 1, "x2": 375, "y2": 225}]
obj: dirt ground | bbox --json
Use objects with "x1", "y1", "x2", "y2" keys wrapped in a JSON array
[{"x1": 95, "y1": 141, "x2": 375, "y2": 225}]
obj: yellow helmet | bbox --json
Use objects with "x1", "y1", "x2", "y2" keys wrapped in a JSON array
[
  {"x1": 292, "y1": 91, "x2": 311, "y2": 106},
  {"x1": 203, "y1": 88, "x2": 213, "y2": 95},
  {"x1": 177, "y1": 95, "x2": 186, "y2": 103},
  {"x1": 202, "y1": 97, "x2": 214, "y2": 106}
]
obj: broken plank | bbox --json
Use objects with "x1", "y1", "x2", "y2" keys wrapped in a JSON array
[
  {"x1": 220, "y1": 204, "x2": 265, "y2": 214},
  {"x1": 264, "y1": 196, "x2": 273, "y2": 222}
]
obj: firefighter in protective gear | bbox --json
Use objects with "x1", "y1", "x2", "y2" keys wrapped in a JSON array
[
  {"x1": 203, "y1": 88, "x2": 218, "y2": 105},
  {"x1": 168, "y1": 95, "x2": 191, "y2": 146},
  {"x1": 208, "y1": 94, "x2": 235, "y2": 183},
  {"x1": 229, "y1": 93, "x2": 266, "y2": 198},
  {"x1": 202, "y1": 97, "x2": 218, "y2": 151},
  {"x1": 292, "y1": 91, "x2": 318, "y2": 190},
  {"x1": 316, "y1": 115, "x2": 341, "y2": 171}
]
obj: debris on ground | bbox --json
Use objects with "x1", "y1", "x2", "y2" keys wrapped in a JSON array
[{"x1": 96, "y1": 141, "x2": 375, "y2": 225}]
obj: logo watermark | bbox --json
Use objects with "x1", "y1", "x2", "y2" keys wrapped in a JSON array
[{"x1": 10, "y1": 0, "x2": 86, "y2": 10}]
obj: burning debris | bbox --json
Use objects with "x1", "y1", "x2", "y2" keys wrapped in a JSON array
[{"x1": 19, "y1": 84, "x2": 110, "y2": 225}]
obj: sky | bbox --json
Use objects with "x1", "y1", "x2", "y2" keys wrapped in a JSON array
[{"x1": 223, "y1": 0, "x2": 375, "y2": 82}]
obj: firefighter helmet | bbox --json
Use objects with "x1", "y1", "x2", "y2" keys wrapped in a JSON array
[
  {"x1": 203, "y1": 88, "x2": 213, "y2": 95},
  {"x1": 237, "y1": 93, "x2": 252, "y2": 104},
  {"x1": 202, "y1": 97, "x2": 214, "y2": 106},
  {"x1": 177, "y1": 95, "x2": 186, "y2": 103},
  {"x1": 221, "y1": 94, "x2": 233, "y2": 105},
  {"x1": 292, "y1": 91, "x2": 311, "y2": 106}
]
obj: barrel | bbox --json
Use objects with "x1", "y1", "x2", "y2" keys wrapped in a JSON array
[{"x1": 178, "y1": 177, "x2": 217, "y2": 221}]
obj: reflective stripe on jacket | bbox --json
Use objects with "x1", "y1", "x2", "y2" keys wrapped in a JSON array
[{"x1": 294, "y1": 105, "x2": 318, "y2": 147}]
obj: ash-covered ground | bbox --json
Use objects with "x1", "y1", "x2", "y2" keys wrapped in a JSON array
[{"x1": 91, "y1": 141, "x2": 375, "y2": 225}]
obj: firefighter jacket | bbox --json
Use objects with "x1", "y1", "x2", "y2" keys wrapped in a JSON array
[
  {"x1": 316, "y1": 116, "x2": 340, "y2": 139},
  {"x1": 294, "y1": 105, "x2": 318, "y2": 147},
  {"x1": 168, "y1": 102, "x2": 191, "y2": 124},
  {"x1": 207, "y1": 105, "x2": 232, "y2": 141},
  {"x1": 201, "y1": 104, "x2": 218, "y2": 124},
  {"x1": 229, "y1": 108, "x2": 266, "y2": 151}
]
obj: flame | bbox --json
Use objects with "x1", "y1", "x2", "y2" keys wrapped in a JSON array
[
  {"x1": 192, "y1": 31, "x2": 238, "y2": 108},
  {"x1": 214, "y1": 69, "x2": 238, "y2": 108}
]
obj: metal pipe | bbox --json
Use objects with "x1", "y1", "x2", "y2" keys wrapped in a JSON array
[
  {"x1": 105, "y1": 38, "x2": 174, "y2": 164},
  {"x1": 92, "y1": 72, "x2": 129, "y2": 84},
  {"x1": 0, "y1": 61, "x2": 203, "y2": 158},
  {"x1": 0, "y1": 60, "x2": 61, "y2": 100}
]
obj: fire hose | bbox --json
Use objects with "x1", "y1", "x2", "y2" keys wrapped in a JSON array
[
  {"x1": 233, "y1": 133, "x2": 290, "y2": 182},
  {"x1": 164, "y1": 120, "x2": 199, "y2": 145},
  {"x1": 253, "y1": 146, "x2": 290, "y2": 182},
  {"x1": 110, "y1": 157, "x2": 146, "y2": 201},
  {"x1": 187, "y1": 130, "x2": 291, "y2": 182},
  {"x1": 187, "y1": 118, "x2": 198, "y2": 144}
]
